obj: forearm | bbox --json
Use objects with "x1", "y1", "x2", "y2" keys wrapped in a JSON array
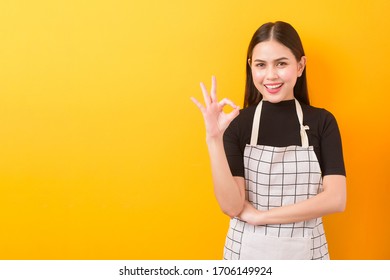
[
  {"x1": 207, "y1": 136, "x2": 245, "y2": 217},
  {"x1": 241, "y1": 175, "x2": 347, "y2": 225},
  {"x1": 262, "y1": 189, "x2": 344, "y2": 225}
]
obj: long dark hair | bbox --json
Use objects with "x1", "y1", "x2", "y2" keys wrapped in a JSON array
[{"x1": 244, "y1": 21, "x2": 310, "y2": 108}]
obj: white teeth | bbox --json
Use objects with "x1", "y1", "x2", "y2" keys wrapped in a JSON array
[{"x1": 265, "y1": 84, "x2": 282, "y2": 89}]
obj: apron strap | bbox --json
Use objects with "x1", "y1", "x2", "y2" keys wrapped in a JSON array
[
  {"x1": 249, "y1": 99, "x2": 310, "y2": 148},
  {"x1": 295, "y1": 99, "x2": 310, "y2": 148},
  {"x1": 250, "y1": 100, "x2": 263, "y2": 146}
]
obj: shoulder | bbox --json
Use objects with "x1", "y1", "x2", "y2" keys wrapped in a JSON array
[
  {"x1": 224, "y1": 105, "x2": 256, "y2": 144},
  {"x1": 300, "y1": 102, "x2": 334, "y2": 118},
  {"x1": 300, "y1": 103, "x2": 339, "y2": 130},
  {"x1": 236, "y1": 105, "x2": 257, "y2": 122},
  {"x1": 227, "y1": 105, "x2": 257, "y2": 131}
]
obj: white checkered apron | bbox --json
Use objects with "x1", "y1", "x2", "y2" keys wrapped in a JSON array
[{"x1": 223, "y1": 100, "x2": 329, "y2": 260}]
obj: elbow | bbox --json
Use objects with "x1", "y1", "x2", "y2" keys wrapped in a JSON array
[
  {"x1": 323, "y1": 175, "x2": 347, "y2": 214},
  {"x1": 337, "y1": 200, "x2": 347, "y2": 213},
  {"x1": 337, "y1": 186, "x2": 347, "y2": 212},
  {"x1": 221, "y1": 204, "x2": 244, "y2": 218},
  {"x1": 334, "y1": 195, "x2": 347, "y2": 213}
]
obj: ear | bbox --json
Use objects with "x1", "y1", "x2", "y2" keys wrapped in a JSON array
[
  {"x1": 297, "y1": 56, "x2": 306, "y2": 77},
  {"x1": 248, "y1": 58, "x2": 252, "y2": 66}
]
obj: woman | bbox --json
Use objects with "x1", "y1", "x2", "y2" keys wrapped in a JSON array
[{"x1": 191, "y1": 21, "x2": 346, "y2": 260}]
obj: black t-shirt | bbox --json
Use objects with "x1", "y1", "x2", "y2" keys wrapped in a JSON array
[{"x1": 223, "y1": 99, "x2": 346, "y2": 177}]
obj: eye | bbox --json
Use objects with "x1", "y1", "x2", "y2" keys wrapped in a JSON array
[
  {"x1": 277, "y1": 61, "x2": 287, "y2": 67},
  {"x1": 255, "y1": 63, "x2": 265, "y2": 68}
]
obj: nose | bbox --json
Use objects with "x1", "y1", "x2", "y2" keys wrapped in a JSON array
[{"x1": 265, "y1": 66, "x2": 278, "y2": 80}]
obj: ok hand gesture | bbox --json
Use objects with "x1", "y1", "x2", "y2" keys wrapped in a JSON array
[{"x1": 191, "y1": 76, "x2": 240, "y2": 141}]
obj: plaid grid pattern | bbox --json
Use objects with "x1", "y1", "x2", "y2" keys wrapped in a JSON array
[{"x1": 223, "y1": 145, "x2": 329, "y2": 260}]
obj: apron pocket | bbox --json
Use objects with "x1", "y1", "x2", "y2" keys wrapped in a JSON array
[{"x1": 240, "y1": 232, "x2": 312, "y2": 260}]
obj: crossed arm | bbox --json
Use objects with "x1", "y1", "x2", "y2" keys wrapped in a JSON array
[
  {"x1": 236, "y1": 175, "x2": 346, "y2": 225},
  {"x1": 207, "y1": 136, "x2": 346, "y2": 226}
]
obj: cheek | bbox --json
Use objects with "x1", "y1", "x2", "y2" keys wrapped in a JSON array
[
  {"x1": 251, "y1": 69, "x2": 265, "y2": 81},
  {"x1": 252, "y1": 74, "x2": 265, "y2": 93},
  {"x1": 278, "y1": 68, "x2": 298, "y2": 81}
]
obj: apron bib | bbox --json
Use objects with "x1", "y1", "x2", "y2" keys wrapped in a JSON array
[{"x1": 223, "y1": 99, "x2": 329, "y2": 260}]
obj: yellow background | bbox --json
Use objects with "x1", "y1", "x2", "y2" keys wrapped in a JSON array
[{"x1": 0, "y1": 0, "x2": 389, "y2": 259}]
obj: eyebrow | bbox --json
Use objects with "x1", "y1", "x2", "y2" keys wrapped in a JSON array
[{"x1": 253, "y1": 57, "x2": 289, "y2": 62}]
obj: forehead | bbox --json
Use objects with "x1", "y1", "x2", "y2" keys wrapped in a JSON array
[{"x1": 252, "y1": 40, "x2": 295, "y2": 60}]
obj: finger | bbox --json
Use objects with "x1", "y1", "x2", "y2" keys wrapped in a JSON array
[
  {"x1": 219, "y1": 98, "x2": 240, "y2": 121},
  {"x1": 190, "y1": 97, "x2": 206, "y2": 113},
  {"x1": 199, "y1": 82, "x2": 211, "y2": 107},
  {"x1": 210, "y1": 76, "x2": 217, "y2": 103},
  {"x1": 218, "y1": 98, "x2": 239, "y2": 109}
]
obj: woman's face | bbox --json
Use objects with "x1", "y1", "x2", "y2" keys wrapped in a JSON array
[{"x1": 250, "y1": 40, "x2": 306, "y2": 103}]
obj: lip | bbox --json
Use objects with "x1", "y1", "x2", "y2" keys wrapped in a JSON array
[{"x1": 264, "y1": 83, "x2": 283, "y2": 94}]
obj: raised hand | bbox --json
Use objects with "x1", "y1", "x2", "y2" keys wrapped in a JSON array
[{"x1": 191, "y1": 76, "x2": 240, "y2": 141}]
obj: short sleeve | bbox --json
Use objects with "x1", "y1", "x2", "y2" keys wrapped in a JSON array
[{"x1": 319, "y1": 110, "x2": 346, "y2": 176}]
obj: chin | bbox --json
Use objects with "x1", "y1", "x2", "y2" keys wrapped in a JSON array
[{"x1": 263, "y1": 94, "x2": 291, "y2": 103}]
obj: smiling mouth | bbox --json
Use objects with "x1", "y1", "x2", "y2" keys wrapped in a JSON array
[{"x1": 264, "y1": 83, "x2": 283, "y2": 89}]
